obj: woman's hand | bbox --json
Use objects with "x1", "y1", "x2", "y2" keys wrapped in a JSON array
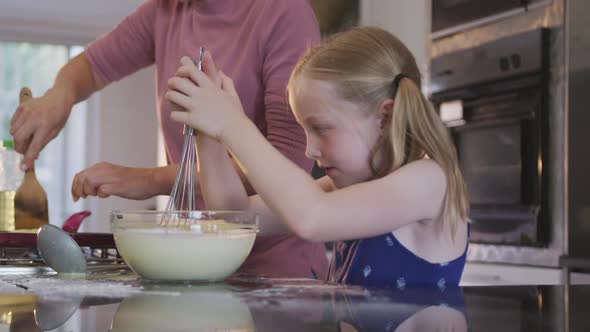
[
  {"x1": 71, "y1": 162, "x2": 160, "y2": 201},
  {"x1": 10, "y1": 87, "x2": 73, "y2": 170},
  {"x1": 165, "y1": 52, "x2": 249, "y2": 141}
]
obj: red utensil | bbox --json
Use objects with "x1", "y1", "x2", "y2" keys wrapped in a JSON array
[{"x1": 62, "y1": 211, "x2": 91, "y2": 232}]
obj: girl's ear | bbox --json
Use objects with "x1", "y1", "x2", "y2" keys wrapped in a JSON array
[{"x1": 378, "y1": 98, "x2": 395, "y2": 129}]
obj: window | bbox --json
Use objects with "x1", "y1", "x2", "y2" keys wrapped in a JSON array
[{"x1": 0, "y1": 42, "x2": 87, "y2": 227}]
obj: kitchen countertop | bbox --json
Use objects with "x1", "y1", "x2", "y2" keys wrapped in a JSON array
[{"x1": 0, "y1": 267, "x2": 587, "y2": 331}]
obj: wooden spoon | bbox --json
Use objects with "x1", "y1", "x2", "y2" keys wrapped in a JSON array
[{"x1": 14, "y1": 87, "x2": 49, "y2": 230}]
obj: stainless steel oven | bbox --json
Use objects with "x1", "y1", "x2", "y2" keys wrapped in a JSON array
[
  {"x1": 431, "y1": 0, "x2": 553, "y2": 39},
  {"x1": 429, "y1": 29, "x2": 550, "y2": 246}
]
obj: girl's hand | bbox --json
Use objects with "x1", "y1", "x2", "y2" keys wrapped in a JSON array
[{"x1": 165, "y1": 53, "x2": 247, "y2": 141}]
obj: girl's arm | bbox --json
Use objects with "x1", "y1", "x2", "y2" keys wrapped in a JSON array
[
  {"x1": 196, "y1": 133, "x2": 248, "y2": 211},
  {"x1": 221, "y1": 120, "x2": 448, "y2": 243},
  {"x1": 187, "y1": 53, "x2": 290, "y2": 235},
  {"x1": 197, "y1": 133, "x2": 294, "y2": 235},
  {"x1": 167, "y1": 60, "x2": 447, "y2": 243},
  {"x1": 197, "y1": 132, "x2": 338, "y2": 236}
]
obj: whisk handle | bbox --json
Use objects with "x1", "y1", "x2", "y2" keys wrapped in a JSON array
[
  {"x1": 183, "y1": 125, "x2": 196, "y2": 136},
  {"x1": 181, "y1": 47, "x2": 205, "y2": 138}
]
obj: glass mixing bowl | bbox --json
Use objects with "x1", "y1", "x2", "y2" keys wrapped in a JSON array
[{"x1": 110, "y1": 210, "x2": 258, "y2": 282}]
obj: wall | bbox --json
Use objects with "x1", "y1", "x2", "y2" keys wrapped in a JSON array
[
  {"x1": 360, "y1": 0, "x2": 430, "y2": 82},
  {"x1": 0, "y1": 1, "x2": 142, "y2": 45}
]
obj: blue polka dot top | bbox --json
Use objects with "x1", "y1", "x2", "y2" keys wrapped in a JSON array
[{"x1": 328, "y1": 225, "x2": 469, "y2": 289}]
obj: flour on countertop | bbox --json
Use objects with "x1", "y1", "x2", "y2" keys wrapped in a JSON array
[{"x1": 0, "y1": 276, "x2": 180, "y2": 301}]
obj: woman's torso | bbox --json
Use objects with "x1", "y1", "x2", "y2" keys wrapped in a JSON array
[{"x1": 86, "y1": 0, "x2": 328, "y2": 279}]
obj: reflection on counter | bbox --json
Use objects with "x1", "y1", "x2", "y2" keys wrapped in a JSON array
[
  {"x1": 0, "y1": 281, "x2": 469, "y2": 332},
  {"x1": 111, "y1": 284, "x2": 255, "y2": 331},
  {"x1": 2, "y1": 275, "x2": 590, "y2": 331},
  {"x1": 0, "y1": 293, "x2": 38, "y2": 331},
  {"x1": 34, "y1": 297, "x2": 83, "y2": 330}
]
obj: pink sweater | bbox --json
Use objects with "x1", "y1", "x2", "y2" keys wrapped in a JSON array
[{"x1": 86, "y1": 0, "x2": 328, "y2": 279}]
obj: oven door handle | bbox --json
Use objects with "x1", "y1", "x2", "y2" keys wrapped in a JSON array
[{"x1": 450, "y1": 114, "x2": 535, "y2": 131}]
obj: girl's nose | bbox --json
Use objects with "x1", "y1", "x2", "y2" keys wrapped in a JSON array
[{"x1": 305, "y1": 138, "x2": 321, "y2": 160}]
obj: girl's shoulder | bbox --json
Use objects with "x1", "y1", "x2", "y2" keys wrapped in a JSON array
[
  {"x1": 396, "y1": 158, "x2": 445, "y2": 176},
  {"x1": 385, "y1": 159, "x2": 447, "y2": 190}
]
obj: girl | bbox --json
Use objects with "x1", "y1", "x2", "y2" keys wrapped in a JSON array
[{"x1": 165, "y1": 26, "x2": 469, "y2": 288}]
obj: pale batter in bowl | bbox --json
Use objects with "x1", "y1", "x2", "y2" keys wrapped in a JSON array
[{"x1": 111, "y1": 211, "x2": 258, "y2": 282}]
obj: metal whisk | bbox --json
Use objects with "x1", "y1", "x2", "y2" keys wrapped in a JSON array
[{"x1": 162, "y1": 46, "x2": 204, "y2": 226}]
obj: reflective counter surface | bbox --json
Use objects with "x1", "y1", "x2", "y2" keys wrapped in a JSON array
[{"x1": 0, "y1": 266, "x2": 586, "y2": 331}]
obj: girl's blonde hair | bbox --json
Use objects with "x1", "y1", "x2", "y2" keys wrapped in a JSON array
[{"x1": 288, "y1": 26, "x2": 468, "y2": 235}]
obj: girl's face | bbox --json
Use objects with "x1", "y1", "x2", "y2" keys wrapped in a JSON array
[{"x1": 289, "y1": 78, "x2": 383, "y2": 188}]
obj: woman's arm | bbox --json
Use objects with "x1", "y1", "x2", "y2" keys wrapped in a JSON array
[
  {"x1": 196, "y1": 132, "x2": 294, "y2": 235},
  {"x1": 10, "y1": 53, "x2": 104, "y2": 170}
]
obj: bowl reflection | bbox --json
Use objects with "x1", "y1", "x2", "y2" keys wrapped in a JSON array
[{"x1": 110, "y1": 285, "x2": 255, "y2": 332}]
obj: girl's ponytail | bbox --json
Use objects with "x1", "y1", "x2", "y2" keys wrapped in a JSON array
[{"x1": 390, "y1": 77, "x2": 468, "y2": 236}]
